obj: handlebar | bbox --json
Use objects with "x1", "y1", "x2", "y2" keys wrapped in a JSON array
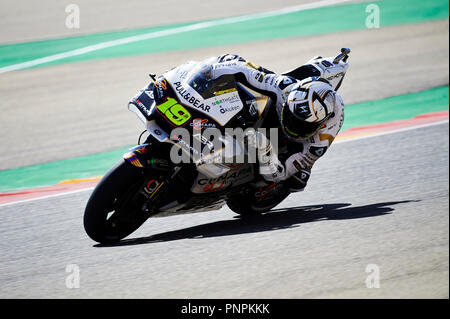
[{"x1": 333, "y1": 48, "x2": 351, "y2": 64}]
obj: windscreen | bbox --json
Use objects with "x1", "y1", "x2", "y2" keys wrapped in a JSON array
[
  {"x1": 187, "y1": 62, "x2": 213, "y2": 96},
  {"x1": 187, "y1": 59, "x2": 237, "y2": 100}
]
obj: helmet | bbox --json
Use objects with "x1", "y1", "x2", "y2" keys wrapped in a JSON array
[{"x1": 280, "y1": 77, "x2": 336, "y2": 140}]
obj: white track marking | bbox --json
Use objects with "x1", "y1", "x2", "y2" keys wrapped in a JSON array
[
  {"x1": 0, "y1": 119, "x2": 447, "y2": 208},
  {"x1": 0, "y1": 0, "x2": 349, "y2": 74},
  {"x1": 0, "y1": 187, "x2": 95, "y2": 208}
]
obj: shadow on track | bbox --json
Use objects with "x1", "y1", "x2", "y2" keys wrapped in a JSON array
[{"x1": 95, "y1": 200, "x2": 415, "y2": 247}]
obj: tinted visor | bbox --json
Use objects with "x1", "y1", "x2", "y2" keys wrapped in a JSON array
[{"x1": 281, "y1": 105, "x2": 321, "y2": 138}]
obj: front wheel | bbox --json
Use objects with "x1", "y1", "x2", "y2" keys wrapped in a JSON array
[{"x1": 83, "y1": 160, "x2": 150, "y2": 244}]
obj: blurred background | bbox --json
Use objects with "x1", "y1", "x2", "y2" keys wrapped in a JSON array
[{"x1": 0, "y1": 0, "x2": 448, "y2": 299}]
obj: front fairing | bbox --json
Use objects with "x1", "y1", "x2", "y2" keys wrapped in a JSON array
[
  {"x1": 128, "y1": 81, "x2": 156, "y2": 123},
  {"x1": 127, "y1": 58, "x2": 275, "y2": 168}
]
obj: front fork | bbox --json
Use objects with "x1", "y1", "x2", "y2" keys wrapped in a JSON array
[
  {"x1": 123, "y1": 141, "x2": 171, "y2": 171},
  {"x1": 122, "y1": 140, "x2": 196, "y2": 213},
  {"x1": 122, "y1": 140, "x2": 170, "y2": 212}
]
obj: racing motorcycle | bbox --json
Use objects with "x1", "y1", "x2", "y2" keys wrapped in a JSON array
[{"x1": 84, "y1": 48, "x2": 351, "y2": 243}]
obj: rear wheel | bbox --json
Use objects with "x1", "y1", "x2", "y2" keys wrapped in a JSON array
[{"x1": 83, "y1": 160, "x2": 152, "y2": 243}]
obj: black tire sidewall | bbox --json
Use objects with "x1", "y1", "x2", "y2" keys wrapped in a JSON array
[{"x1": 83, "y1": 160, "x2": 145, "y2": 243}]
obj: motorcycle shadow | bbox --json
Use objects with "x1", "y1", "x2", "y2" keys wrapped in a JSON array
[{"x1": 95, "y1": 200, "x2": 416, "y2": 247}]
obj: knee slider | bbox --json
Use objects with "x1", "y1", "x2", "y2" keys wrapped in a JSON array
[{"x1": 286, "y1": 169, "x2": 311, "y2": 191}]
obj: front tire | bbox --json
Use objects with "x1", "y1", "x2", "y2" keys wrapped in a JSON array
[{"x1": 83, "y1": 160, "x2": 149, "y2": 244}]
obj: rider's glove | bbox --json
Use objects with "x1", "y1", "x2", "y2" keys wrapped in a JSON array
[{"x1": 304, "y1": 56, "x2": 349, "y2": 90}]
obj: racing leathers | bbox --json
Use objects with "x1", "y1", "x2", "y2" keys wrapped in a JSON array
[{"x1": 211, "y1": 53, "x2": 346, "y2": 192}]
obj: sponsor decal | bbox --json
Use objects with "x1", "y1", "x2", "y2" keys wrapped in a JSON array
[
  {"x1": 172, "y1": 133, "x2": 200, "y2": 156},
  {"x1": 214, "y1": 94, "x2": 241, "y2": 105},
  {"x1": 214, "y1": 61, "x2": 238, "y2": 69},
  {"x1": 177, "y1": 70, "x2": 190, "y2": 80},
  {"x1": 154, "y1": 78, "x2": 168, "y2": 98},
  {"x1": 124, "y1": 152, "x2": 144, "y2": 168},
  {"x1": 130, "y1": 159, "x2": 143, "y2": 168},
  {"x1": 309, "y1": 146, "x2": 327, "y2": 157},
  {"x1": 255, "y1": 182, "x2": 282, "y2": 199},
  {"x1": 136, "y1": 99, "x2": 145, "y2": 107},
  {"x1": 219, "y1": 104, "x2": 241, "y2": 114},
  {"x1": 197, "y1": 165, "x2": 252, "y2": 186},
  {"x1": 135, "y1": 146, "x2": 148, "y2": 155},
  {"x1": 144, "y1": 90, "x2": 154, "y2": 99},
  {"x1": 255, "y1": 71, "x2": 265, "y2": 83},
  {"x1": 143, "y1": 179, "x2": 161, "y2": 197},
  {"x1": 327, "y1": 72, "x2": 344, "y2": 81},
  {"x1": 210, "y1": 91, "x2": 242, "y2": 115},
  {"x1": 174, "y1": 81, "x2": 211, "y2": 112},
  {"x1": 155, "y1": 79, "x2": 168, "y2": 90},
  {"x1": 191, "y1": 118, "x2": 216, "y2": 131},
  {"x1": 135, "y1": 98, "x2": 152, "y2": 117}
]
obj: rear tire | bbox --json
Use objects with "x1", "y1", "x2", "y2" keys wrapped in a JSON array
[{"x1": 83, "y1": 160, "x2": 149, "y2": 244}]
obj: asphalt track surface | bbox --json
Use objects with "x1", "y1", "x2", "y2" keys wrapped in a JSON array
[
  {"x1": 0, "y1": 123, "x2": 448, "y2": 298},
  {"x1": 0, "y1": 1, "x2": 448, "y2": 299}
]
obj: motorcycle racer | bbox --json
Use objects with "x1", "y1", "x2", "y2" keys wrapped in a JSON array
[{"x1": 205, "y1": 53, "x2": 347, "y2": 192}]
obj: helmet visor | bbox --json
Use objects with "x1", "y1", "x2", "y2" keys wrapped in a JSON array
[{"x1": 281, "y1": 105, "x2": 321, "y2": 139}]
